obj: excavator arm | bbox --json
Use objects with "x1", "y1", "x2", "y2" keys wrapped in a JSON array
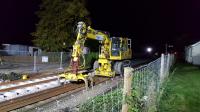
[{"x1": 71, "y1": 21, "x2": 110, "y2": 69}]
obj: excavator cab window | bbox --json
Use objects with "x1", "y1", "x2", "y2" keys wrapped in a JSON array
[
  {"x1": 111, "y1": 37, "x2": 120, "y2": 56},
  {"x1": 128, "y1": 39, "x2": 131, "y2": 49}
]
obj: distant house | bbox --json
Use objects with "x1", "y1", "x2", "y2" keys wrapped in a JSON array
[
  {"x1": 1, "y1": 44, "x2": 42, "y2": 56},
  {"x1": 185, "y1": 41, "x2": 200, "y2": 65}
]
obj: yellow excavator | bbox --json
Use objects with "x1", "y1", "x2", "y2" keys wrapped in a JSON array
[{"x1": 58, "y1": 21, "x2": 132, "y2": 85}]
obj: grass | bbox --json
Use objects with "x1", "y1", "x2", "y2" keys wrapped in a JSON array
[
  {"x1": 159, "y1": 63, "x2": 200, "y2": 112},
  {"x1": 79, "y1": 89, "x2": 123, "y2": 112}
]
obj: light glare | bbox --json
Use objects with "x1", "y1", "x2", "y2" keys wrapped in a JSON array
[{"x1": 146, "y1": 47, "x2": 153, "y2": 53}]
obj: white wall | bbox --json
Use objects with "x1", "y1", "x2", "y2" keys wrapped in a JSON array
[
  {"x1": 191, "y1": 43, "x2": 200, "y2": 56},
  {"x1": 2, "y1": 44, "x2": 41, "y2": 56},
  {"x1": 185, "y1": 46, "x2": 193, "y2": 63},
  {"x1": 2, "y1": 44, "x2": 29, "y2": 56},
  {"x1": 191, "y1": 42, "x2": 200, "y2": 65}
]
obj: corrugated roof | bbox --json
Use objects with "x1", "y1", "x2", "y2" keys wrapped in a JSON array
[{"x1": 191, "y1": 41, "x2": 200, "y2": 47}]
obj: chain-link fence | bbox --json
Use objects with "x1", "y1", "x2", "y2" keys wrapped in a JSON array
[
  {"x1": 0, "y1": 50, "x2": 71, "y2": 75},
  {"x1": 79, "y1": 79, "x2": 123, "y2": 112},
  {"x1": 78, "y1": 53, "x2": 175, "y2": 112},
  {"x1": 34, "y1": 52, "x2": 71, "y2": 71}
]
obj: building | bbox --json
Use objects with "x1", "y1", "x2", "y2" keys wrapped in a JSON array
[
  {"x1": 1, "y1": 44, "x2": 41, "y2": 56},
  {"x1": 185, "y1": 41, "x2": 200, "y2": 65}
]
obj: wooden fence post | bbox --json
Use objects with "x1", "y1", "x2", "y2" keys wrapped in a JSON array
[{"x1": 122, "y1": 67, "x2": 133, "y2": 112}]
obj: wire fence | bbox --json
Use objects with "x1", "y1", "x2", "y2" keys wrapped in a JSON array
[
  {"x1": 0, "y1": 50, "x2": 71, "y2": 75},
  {"x1": 79, "y1": 79, "x2": 123, "y2": 112},
  {"x1": 13, "y1": 53, "x2": 175, "y2": 112},
  {"x1": 79, "y1": 53, "x2": 175, "y2": 112}
]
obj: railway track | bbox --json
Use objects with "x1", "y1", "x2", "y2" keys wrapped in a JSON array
[
  {"x1": 0, "y1": 75, "x2": 109, "y2": 112},
  {"x1": 0, "y1": 76, "x2": 59, "y2": 103},
  {"x1": 0, "y1": 67, "x2": 88, "y2": 86},
  {"x1": 0, "y1": 78, "x2": 57, "y2": 93},
  {"x1": 0, "y1": 69, "x2": 89, "y2": 102},
  {"x1": 0, "y1": 68, "x2": 89, "y2": 92}
]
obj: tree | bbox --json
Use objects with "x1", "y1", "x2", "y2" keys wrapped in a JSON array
[{"x1": 32, "y1": 0, "x2": 90, "y2": 51}]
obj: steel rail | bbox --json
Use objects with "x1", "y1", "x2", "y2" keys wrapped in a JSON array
[{"x1": 0, "y1": 77, "x2": 109, "y2": 112}]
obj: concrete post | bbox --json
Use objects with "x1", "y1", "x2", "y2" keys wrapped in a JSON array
[
  {"x1": 122, "y1": 67, "x2": 133, "y2": 112},
  {"x1": 160, "y1": 54, "x2": 165, "y2": 84},
  {"x1": 33, "y1": 51, "x2": 37, "y2": 72}
]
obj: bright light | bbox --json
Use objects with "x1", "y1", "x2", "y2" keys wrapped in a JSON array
[{"x1": 146, "y1": 47, "x2": 153, "y2": 53}]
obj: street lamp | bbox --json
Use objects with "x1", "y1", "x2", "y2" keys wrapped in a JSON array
[{"x1": 146, "y1": 47, "x2": 153, "y2": 53}]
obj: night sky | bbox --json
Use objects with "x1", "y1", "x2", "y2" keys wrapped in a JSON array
[
  {"x1": 0, "y1": 0, "x2": 40, "y2": 45},
  {"x1": 0, "y1": 0, "x2": 200, "y2": 53}
]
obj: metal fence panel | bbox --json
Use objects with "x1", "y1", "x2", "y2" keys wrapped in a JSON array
[{"x1": 0, "y1": 50, "x2": 71, "y2": 81}]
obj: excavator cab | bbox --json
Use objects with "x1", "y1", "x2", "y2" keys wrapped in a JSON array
[
  {"x1": 109, "y1": 37, "x2": 132, "y2": 60},
  {"x1": 111, "y1": 37, "x2": 121, "y2": 56}
]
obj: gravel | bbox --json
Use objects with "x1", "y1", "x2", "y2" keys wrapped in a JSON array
[{"x1": 14, "y1": 77, "x2": 122, "y2": 112}]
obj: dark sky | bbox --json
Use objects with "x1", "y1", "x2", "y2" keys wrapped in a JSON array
[
  {"x1": 0, "y1": 0, "x2": 40, "y2": 45},
  {"x1": 0, "y1": 0, "x2": 200, "y2": 53},
  {"x1": 87, "y1": 0, "x2": 200, "y2": 52}
]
